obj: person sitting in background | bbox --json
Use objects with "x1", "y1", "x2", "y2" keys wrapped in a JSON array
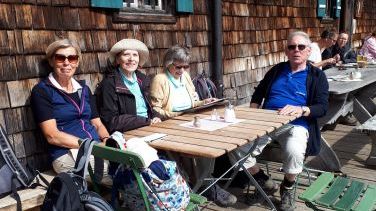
[
  {"x1": 97, "y1": 39, "x2": 161, "y2": 133},
  {"x1": 359, "y1": 32, "x2": 376, "y2": 61},
  {"x1": 308, "y1": 29, "x2": 339, "y2": 69},
  {"x1": 150, "y1": 45, "x2": 215, "y2": 119},
  {"x1": 322, "y1": 32, "x2": 358, "y2": 127},
  {"x1": 322, "y1": 32, "x2": 357, "y2": 70},
  {"x1": 31, "y1": 39, "x2": 110, "y2": 174}
]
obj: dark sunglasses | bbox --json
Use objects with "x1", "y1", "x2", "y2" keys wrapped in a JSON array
[
  {"x1": 287, "y1": 44, "x2": 307, "y2": 51},
  {"x1": 54, "y1": 54, "x2": 79, "y2": 64},
  {"x1": 173, "y1": 63, "x2": 190, "y2": 70}
]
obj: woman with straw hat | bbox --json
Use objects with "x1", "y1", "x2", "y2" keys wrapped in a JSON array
[{"x1": 97, "y1": 39, "x2": 161, "y2": 133}]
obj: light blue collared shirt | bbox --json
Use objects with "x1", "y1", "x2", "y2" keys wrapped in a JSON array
[{"x1": 119, "y1": 69, "x2": 148, "y2": 118}]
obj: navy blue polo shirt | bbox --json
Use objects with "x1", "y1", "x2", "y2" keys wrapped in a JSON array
[{"x1": 264, "y1": 65, "x2": 308, "y2": 129}]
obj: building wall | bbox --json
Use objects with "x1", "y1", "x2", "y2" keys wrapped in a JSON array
[
  {"x1": 0, "y1": 0, "x2": 343, "y2": 170},
  {"x1": 352, "y1": 0, "x2": 376, "y2": 48}
]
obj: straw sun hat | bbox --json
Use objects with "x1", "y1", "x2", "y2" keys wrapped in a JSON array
[{"x1": 109, "y1": 39, "x2": 149, "y2": 67}]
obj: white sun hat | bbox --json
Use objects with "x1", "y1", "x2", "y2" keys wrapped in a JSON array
[{"x1": 109, "y1": 39, "x2": 149, "y2": 67}]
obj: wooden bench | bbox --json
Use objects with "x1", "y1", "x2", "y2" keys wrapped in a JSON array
[
  {"x1": 356, "y1": 115, "x2": 376, "y2": 166},
  {"x1": 0, "y1": 171, "x2": 55, "y2": 211},
  {"x1": 299, "y1": 172, "x2": 376, "y2": 211}
]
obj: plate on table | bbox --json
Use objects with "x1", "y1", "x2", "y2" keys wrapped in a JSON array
[{"x1": 341, "y1": 63, "x2": 357, "y2": 67}]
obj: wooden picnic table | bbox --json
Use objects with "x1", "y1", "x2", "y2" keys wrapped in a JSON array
[
  {"x1": 126, "y1": 104, "x2": 297, "y2": 210},
  {"x1": 126, "y1": 105, "x2": 295, "y2": 159},
  {"x1": 321, "y1": 65, "x2": 376, "y2": 125},
  {"x1": 312, "y1": 65, "x2": 376, "y2": 169}
]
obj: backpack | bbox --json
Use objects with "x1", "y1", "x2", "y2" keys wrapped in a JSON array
[
  {"x1": 0, "y1": 125, "x2": 49, "y2": 211},
  {"x1": 41, "y1": 139, "x2": 113, "y2": 211},
  {"x1": 192, "y1": 73, "x2": 217, "y2": 100}
]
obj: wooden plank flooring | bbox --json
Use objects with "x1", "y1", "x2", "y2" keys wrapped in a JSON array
[{"x1": 201, "y1": 124, "x2": 376, "y2": 210}]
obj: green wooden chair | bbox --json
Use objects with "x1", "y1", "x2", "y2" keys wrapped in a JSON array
[
  {"x1": 299, "y1": 172, "x2": 376, "y2": 211},
  {"x1": 90, "y1": 144, "x2": 207, "y2": 211}
]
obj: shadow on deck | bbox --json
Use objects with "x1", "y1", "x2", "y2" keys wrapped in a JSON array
[{"x1": 201, "y1": 124, "x2": 376, "y2": 210}]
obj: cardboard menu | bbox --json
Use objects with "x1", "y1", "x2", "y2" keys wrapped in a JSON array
[{"x1": 182, "y1": 98, "x2": 227, "y2": 113}]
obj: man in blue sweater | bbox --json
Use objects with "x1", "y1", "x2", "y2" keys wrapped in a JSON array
[{"x1": 236, "y1": 31, "x2": 329, "y2": 211}]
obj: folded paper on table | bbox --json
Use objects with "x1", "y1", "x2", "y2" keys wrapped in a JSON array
[
  {"x1": 180, "y1": 117, "x2": 245, "y2": 131},
  {"x1": 328, "y1": 75, "x2": 362, "y2": 82},
  {"x1": 131, "y1": 133, "x2": 167, "y2": 143}
]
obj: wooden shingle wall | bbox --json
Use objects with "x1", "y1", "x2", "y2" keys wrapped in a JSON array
[
  {"x1": 0, "y1": 0, "x2": 338, "y2": 170},
  {"x1": 352, "y1": 0, "x2": 376, "y2": 48},
  {"x1": 221, "y1": 0, "x2": 337, "y2": 105}
]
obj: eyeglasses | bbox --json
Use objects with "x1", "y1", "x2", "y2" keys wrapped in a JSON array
[
  {"x1": 54, "y1": 54, "x2": 79, "y2": 64},
  {"x1": 287, "y1": 44, "x2": 307, "y2": 51},
  {"x1": 172, "y1": 63, "x2": 190, "y2": 70},
  {"x1": 328, "y1": 38, "x2": 337, "y2": 42}
]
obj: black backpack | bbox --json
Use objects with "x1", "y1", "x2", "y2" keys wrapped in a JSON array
[
  {"x1": 192, "y1": 73, "x2": 217, "y2": 100},
  {"x1": 0, "y1": 125, "x2": 49, "y2": 211},
  {"x1": 41, "y1": 139, "x2": 113, "y2": 211}
]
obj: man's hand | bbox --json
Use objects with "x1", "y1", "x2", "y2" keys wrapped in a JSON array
[
  {"x1": 150, "y1": 117, "x2": 162, "y2": 125},
  {"x1": 250, "y1": 103, "x2": 260, "y2": 108},
  {"x1": 278, "y1": 105, "x2": 304, "y2": 117},
  {"x1": 333, "y1": 54, "x2": 341, "y2": 62}
]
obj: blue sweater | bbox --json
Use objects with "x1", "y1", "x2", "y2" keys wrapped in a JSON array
[{"x1": 251, "y1": 62, "x2": 329, "y2": 156}]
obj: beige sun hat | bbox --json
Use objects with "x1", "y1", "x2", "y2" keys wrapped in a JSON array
[{"x1": 109, "y1": 39, "x2": 149, "y2": 66}]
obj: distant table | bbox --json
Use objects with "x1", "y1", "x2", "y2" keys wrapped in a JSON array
[
  {"x1": 313, "y1": 65, "x2": 376, "y2": 170},
  {"x1": 126, "y1": 104, "x2": 296, "y2": 210},
  {"x1": 321, "y1": 65, "x2": 376, "y2": 125}
]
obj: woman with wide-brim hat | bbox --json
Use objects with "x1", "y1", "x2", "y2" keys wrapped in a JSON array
[{"x1": 97, "y1": 39, "x2": 161, "y2": 133}]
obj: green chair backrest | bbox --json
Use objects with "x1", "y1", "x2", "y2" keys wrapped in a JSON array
[{"x1": 299, "y1": 172, "x2": 376, "y2": 211}]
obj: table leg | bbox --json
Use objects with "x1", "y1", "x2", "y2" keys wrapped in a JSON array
[
  {"x1": 192, "y1": 157, "x2": 215, "y2": 192},
  {"x1": 318, "y1": 93, "x2": 351, "y2": 127},
  {"x1": 366, "y1": 132, "x2": 376, "y2": 166},
  {"x1": 306, "y1": 136, "x2": 342, "y2": 172},
  {"x1": 224, "y1": 144, "x2": 277, "y2": 211},
  {"x1": 354, "y1": 83, "x2": 376, "y2": 124}
]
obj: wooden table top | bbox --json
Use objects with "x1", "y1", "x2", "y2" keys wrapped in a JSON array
[
  {"x1": 325, "y1": 65, "x2": 376, "y2": 95},
  {"x1": 126, "y1": 104, "x2": 297, "y2": 158}
]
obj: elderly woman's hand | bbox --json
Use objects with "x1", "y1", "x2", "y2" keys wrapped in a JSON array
[
  {"x1": 150, "y1": 117, "x2": 162, "y2": 125},
  {"x1": 204, "y1": 98, "x2": 217, "y2": 104}
]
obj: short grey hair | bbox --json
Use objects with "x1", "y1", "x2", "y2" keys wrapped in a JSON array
[
  {"x1": 287, "y1": 31, "x2": 312, "y2": 46},
  {"x1": 163, "y1": 45, "x2": 191, "y2": 68},
  {"x1": 45, "y1": 39, "x2": 81, "y2": 66}
]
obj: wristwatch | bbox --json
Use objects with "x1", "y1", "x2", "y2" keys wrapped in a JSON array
[{"x1": 301, "y1": 106, "x2": 309, "y2": 116}]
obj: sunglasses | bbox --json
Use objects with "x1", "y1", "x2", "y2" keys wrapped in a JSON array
[
  {"x1": 54, "y1": 54, "x2": 79, "y2": 64},
  {"x1": 172, "y1": 63, "x2": 190, "y2": 70},
  {"x1": 287, "y1": 44, "x2": 307, "y2": 51}
]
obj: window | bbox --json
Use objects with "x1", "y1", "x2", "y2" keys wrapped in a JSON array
[
  {"x1": 123, "y1": 0, "x2": 163, "y2": 11},
  {"x1": 114, "y1": 0, "x2": 177, "y2": 23},
  {"x1": 317, "y1": 0, "x2": 341, "y2": 20}
]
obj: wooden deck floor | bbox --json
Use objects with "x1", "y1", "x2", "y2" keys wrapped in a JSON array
[{"x1": 201, "y1": 124, "x2": 376, "y2": 210}]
